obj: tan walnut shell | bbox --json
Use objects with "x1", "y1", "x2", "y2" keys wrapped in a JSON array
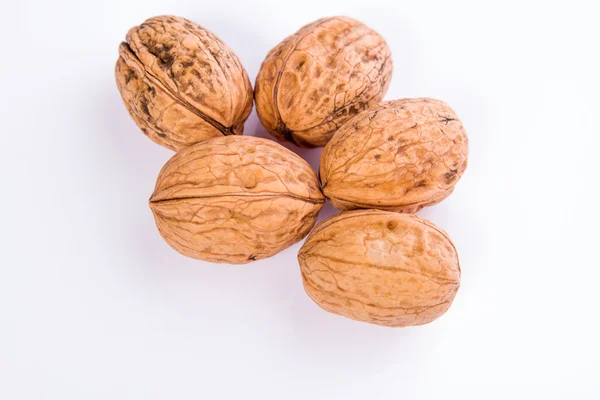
[
  {"x1": 298, "y1": 210, "x2": 461, "y2": 327},
  {"x1": 255, "y1": 16, "x2": 393, "y2": 148},
  {"x1": 320, "y1": 98, "x2": 469, "y2": 213},
  {"x1": 116, "y1": 15, "x2": 253, "y2": 151},
  {"x1": 149, "y1": 136, "x2": 325, "y2": 264}
]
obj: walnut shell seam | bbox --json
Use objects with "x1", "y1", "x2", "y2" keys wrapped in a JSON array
[{"x1": 119, "y1": 42, "x2": 236, "y2": 135}]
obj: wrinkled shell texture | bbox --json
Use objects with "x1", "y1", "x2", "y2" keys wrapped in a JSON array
[
  {"x1": 116, "y1": 16, "x2": 253, "y2": 151},
  {"x1": 255, "y1": 16, "x2": 392, "y2": 148},
  {"x1": 150, "y1": 136, "x2": 324, "y2": 264},
  {"x1": 320, "y1": 98, "x2": 468, "y2": 213},
  {"x1": 298, "y1": 210, "x2": 460, "y2": 327}
]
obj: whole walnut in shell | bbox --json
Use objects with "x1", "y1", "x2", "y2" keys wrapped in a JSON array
[
  {"x1": 150, "y1": 136, "x2": 325, "y2": 264},
  {"x1": 320, "y1": 98, "x2": 468, "y2": 213},
  {"x1": 116, "y1": 16, "x2": 253, "y2": 151},
  {"x1": 298, "y1": 210, "x2": 461, "y2": 327},
  {"x1": 255, "y1": 16, "x2": 393, "y2": 148}
]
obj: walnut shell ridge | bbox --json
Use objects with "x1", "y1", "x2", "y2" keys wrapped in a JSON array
[
  {"x1": 149, "y1": 136, "x2": 325, "y2": 264},
  {"x1": 298, "y1": 210, "x2": 461, "y2": 327},
  {"x1": 320, "y1": 98, "x2": 468, "y2": 213},
  {"x1": 116, "y1": 15, "x2": 253, "y2": 151},
  {"x1": 255, "y1": 16, "x2": 393, "y2": 148}
]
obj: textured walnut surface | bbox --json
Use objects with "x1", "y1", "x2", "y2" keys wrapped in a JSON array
[
  {"x1": 255, "y1": 16, "x2": 392, "y2": 148},
  {"x1": 116, "y1": 15, "x2": 253, "y2": 151},
  {"x1": 149, "y1": 136, "x2": 324, "y2": 264},
  {"x1": 298, "y1": 210, "x2": 460, "y2": 327},
  {"x1": 320, "y1": 98, "x2": 468, "y2": 213}
]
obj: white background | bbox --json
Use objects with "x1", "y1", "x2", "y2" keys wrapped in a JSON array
[{"x1": 2, "y1": 0, "x2": 599, "y2": 398}]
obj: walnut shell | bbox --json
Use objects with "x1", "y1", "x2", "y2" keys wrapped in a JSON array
[
  {"x1": 255, "y1": 16, "x2": 392, "y2": 148},
  {"x1": 149, "y1": 136, "x2": 325, "y2": 264},
  {"x1": 298, "y1": 210, "x2": 461, "y2": 327},
  {"x1": 116, "y1": 16, "x2": 253, "y2": 151},
  {"x1": 320, "y1": 98, "x2": 468, "y2": 213}
]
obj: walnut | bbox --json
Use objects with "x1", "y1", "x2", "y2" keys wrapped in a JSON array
[
  {"x1": 320, "y1": 98, "x2": 468, "y2": 213},
  {"x1": 115, "y1": 16, "x2": 253, "y2": 151},
  {"x1": 149, "y1": 136, "x2": 325, "y2": 263},
  {"x1": 255, "y1": 16, "x2": 393, "y2": 148},
  {"x1": 298, "y1": 210, "x2": 460, "y2": 327}
]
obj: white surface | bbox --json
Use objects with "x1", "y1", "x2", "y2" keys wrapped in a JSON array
[{"x1": 2, "y1": 0, "x2": 599, "y2": 398}]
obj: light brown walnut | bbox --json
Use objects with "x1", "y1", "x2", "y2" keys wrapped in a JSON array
[
  {"x1": 320, "y1": 98, "x2": 468, "y2": 213},
  {"x1": 298, "y1": 210, "x2": 461, "y2": 327},
  {"x1": 115, "y1": 15, "x2": 253, "y2": 151},
  {"x1": 255, "y1": 16, "x2": 392, "y2": 148},
  {"x1": 149, "y1": 136, "x2": 325, "y2": 264}
]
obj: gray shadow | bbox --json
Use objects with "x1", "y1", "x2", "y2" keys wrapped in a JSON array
[
  {"x1": 83, "y1": 77, "x2": 177, "y2": 271},
  {"x1": 285, "y1": 292, "x2": 422, "y2": 367}
]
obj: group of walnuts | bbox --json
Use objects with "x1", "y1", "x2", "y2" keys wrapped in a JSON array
[{"x1": 116, "y1": 15, "x2": 469, "y2": 328}]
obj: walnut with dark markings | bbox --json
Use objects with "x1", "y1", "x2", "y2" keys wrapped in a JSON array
[
  {"x1": 320, "y1": 98, "x2": 469, "y2": 213},
  {"x1": 116, "y1": 15, "x2": 253, "y2": 151},
  {"x1": 255, "y1": 16, "x2": 393, "y2": 148}
]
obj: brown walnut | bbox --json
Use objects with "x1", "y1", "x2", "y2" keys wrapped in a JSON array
[
  {"x1": 149, "y1": 136, "x2": 325, "y2": 264},
  {"x1": 298, "y1": 210, "x2": 461, "y2": 327},
  {"x1": 115, "y1": 16, "x2": 253, "y2": 151},
  {"x1": 320, "y1": 98, "x2": 468, "y2": 213},
  {"x1": 255, "y1": 16, "x2": 393, "y2": 148}
]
